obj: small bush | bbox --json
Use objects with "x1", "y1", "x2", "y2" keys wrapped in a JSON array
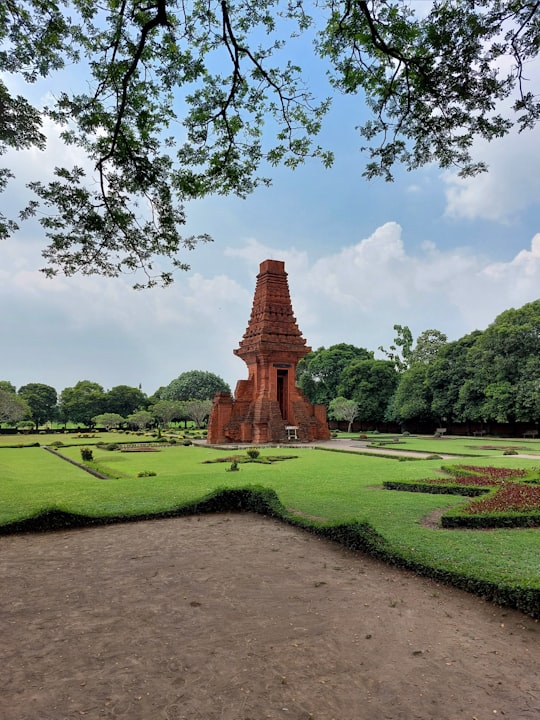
[
  {"x1": 246, "y1": 448, "x2": 260, "y2": 459},
  {"x1": 80, "y1": 447, "x2": 93, "y2": 462},
  {"x1": 503, "y1": 448, "x2": 518, "y2": 455},
  {"x1": 183, "y1": 439, "x2": 192, "y2": 446},
  {"x1": 169, "y1": 438, "x2": 177, "y2": 444},
  {"x1": 227, "y1": 460, "x2": 240, "y2": 472},
  {"x1": 105, "y1": 443, "x2": 120, "y2": 451},
  {"x1": 136, "y1": 470, "x2": 157, "y2": 477},
  {"x1": 50, "y1": 440, "x2": 64, "y2": 448}
]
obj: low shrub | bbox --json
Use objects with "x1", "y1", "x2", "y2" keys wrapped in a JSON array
[
  {"x1": 183, "y1": 440, "x2": 192, "y2": 446},
  {"x1": 227, "y1": 460, "x2": 240, "y2": 472},
  {"x1": 246, "y1": 448, "x2": 260, "y2": 459},
  {"x1": 80, "y1": 447, "x2": 93, "y2": 462},
  {"x1": 136, "y1": 470, "x2": 157, "y2": 477}
]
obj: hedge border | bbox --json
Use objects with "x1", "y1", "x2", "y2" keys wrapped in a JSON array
[
  {"x1": 383, "y1": 480, "x2": 488, "y2": 497},
  {"x1": 441, "y1": 512, "x2": 540, "y2": 529},
  {"x1": 0, "y1": 485, "x2": 538, "y2": 619}
]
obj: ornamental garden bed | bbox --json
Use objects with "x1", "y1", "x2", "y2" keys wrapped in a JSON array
[{"x1": 384, "y1": 464, "x2": 540, "y2": 529}]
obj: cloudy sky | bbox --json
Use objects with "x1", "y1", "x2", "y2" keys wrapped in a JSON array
[{"x1": 2, "y1": 16, "x2": 540, "y2": 398}]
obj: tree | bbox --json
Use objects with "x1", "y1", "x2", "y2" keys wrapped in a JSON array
[
  {"x1": 515, "y1": 356, "x2": 540, "y2": 425},
  {"x1": 92, "y1": 412, "x2": 125, "y2": 430},
  {"x1": 0, "y1": 381, "x2": 17, "y2": 394},
  {"x1": 17, "y1": 383, "x2": 57, "y2": 429},
  {"x1": 3, "y1": 2, "x2": 538, "y2": 285},
  {"x1": 183, "y1": 399, "x2": 213, "y2": 428},
  {"x1": 321, "y1": 1, "x2": 540, "y2": 180},
  {"x1": 105, "y1": 385, "x2": 147, "y2": 417},
  {"x1": 458, "y1": 300, "x2": 540, "y2": 425},
  {"x1": 59, "y1": 381, "x2": 106, "y2": 426},
  {"x1": 150, "y1": 399, "x2": 184, "y2": 428},
  {"x1": 161, "y1": 371, "x2": 230, "y2": 402},
  {"x1": 328, "y1": 396, "x2": 359, "y2": 433},
  {"x1": 0, "y1": 389, "x2": 30, "y2": 425},
  {"x1": 389, "y1": 364, "x2": 434, "y2": 428},
  {"x1": 297, "y1": 344, "x2": 373, "y2": 405},
  {"x1": 338, "y1": 358, "x2": 398, "y2": 424},
  {"x1": 410, "y1": 330, "x2": 448, "y2": 366},
  {"x1": 379, "y1": 325, "x2": 413, "y2": 372},
  {"x1": 126, "y1": 409, "x2": 154, "y2": 430},
  {"x1": 427, "y1": 332, "x2": 481, "y2": 424}
]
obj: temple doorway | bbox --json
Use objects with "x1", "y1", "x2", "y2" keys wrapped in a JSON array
[{"x1": 277, "y1": 369, "x2": 288, "y2": 420}]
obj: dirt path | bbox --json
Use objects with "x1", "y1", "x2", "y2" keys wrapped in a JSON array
[{"x1": 1, "y1": 513, "x2": 538, "y2": 720}]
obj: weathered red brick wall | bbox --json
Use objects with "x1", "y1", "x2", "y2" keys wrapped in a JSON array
[{"x1": 207, "y1": 260, "x2": 330, "y2": 444}]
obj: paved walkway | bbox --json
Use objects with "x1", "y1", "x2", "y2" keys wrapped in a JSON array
[
  {"x1": 202, "y1": 437, "x2": 457, "y2": 459},
  {"x1": 311, "y1": 437, "x2": 458, "y2": 459},
  {"x1": 202, "y1": 437, "x2": 540, "y2": 461}
]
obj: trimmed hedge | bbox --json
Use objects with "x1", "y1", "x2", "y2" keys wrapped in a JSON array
[
  {"x1": 0, "y1": 485, "x2": 538, "y2": 618},
  {"x1": 383, "y1": 480, "x2": 488, "y2": 497},
  {"x1": 441, "y1": 511, "x2": 540, "y2": 529}
]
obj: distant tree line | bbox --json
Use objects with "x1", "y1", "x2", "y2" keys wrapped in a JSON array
[
  {"x1": 0, "y1": 371, "x2": 229, "y2": 431},
  {"x1": 3, "y1": 300, "x2": 540, "y2": 435},
  {"x1": 297, "y1": 300, "x2": 540, "y2": 434}
]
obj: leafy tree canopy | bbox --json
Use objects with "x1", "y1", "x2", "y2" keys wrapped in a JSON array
[
  {"x1": 161, "y1": 370, "x2": 230, "y2": 401},
  {"x1": 59, "y1": 380, "x2": 106, "y2": 426},
  {"x1": 297, "y1": 343, "x2": 372, "y2": 405},
  {"x1": 105, "y1": 384, "x2": 148, "y2": 416},
  {"x1": 378, "y1": 324, "x2": 413, "y2": 372},
  {"x1": 388, "y1": 363, "x2": 434, "y2": 426},
  {"x1": 183, "y1": 398, "x2": 213, "y2": 428},
  {"x1": 17, "y1": 382, "x2": 58, "y2": 428},
  {"x1": 327, "y1": 396, "x2": 358, "y2": 433},
  {"x1": 2, "y1": 1, "x2": 539, "y2": 285},
  {"x1": 126, "y1": 409, "x2": 155, "y2": 430},
  {"x1": 0, "y1": 389, "x2": 30, "y2": 425},
  {"x1": 150, "y1": 398, "x2": 185, "y2": 425},
  {"x1": 338, "y1": 357, "x2": 398, "y2": 423},
  {"x1": 92, "y1": 412, "x2": 125, "y2": 429}
]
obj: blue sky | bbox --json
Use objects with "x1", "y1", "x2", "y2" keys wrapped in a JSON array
[{"x1": 1, "y1": 15, "x2": 540, "y2": 398}]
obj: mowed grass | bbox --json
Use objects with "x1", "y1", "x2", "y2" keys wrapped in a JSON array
[
  {"x1": 1, "y1": 441, "x2": 539, "y2": 596},
  {"x1": 0, "y1": 431, "x2": 157, "y2": 448}
]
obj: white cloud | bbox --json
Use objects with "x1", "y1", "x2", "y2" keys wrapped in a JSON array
[
  {"x1": 443, "y1": 127, "x2": 540, "y2": 222},
  {"x1": 443, "y1": 99, "x2": 540, "y2": 222},
  {"x1": 2, "y1": 222, "x2": 540, "y2": 393}
]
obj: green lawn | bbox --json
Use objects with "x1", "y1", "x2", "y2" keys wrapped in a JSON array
[{"x1": 1, "y1": 439, "x2": 539, "y2": 613}]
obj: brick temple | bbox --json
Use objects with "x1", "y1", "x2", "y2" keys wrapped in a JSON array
[{"x1": 207, "y1": 259, "x2": 330, "y2": 444}]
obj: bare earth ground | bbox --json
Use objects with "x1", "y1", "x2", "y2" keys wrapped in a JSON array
[{"x1": 1, "y1": 513, "x2": 539, "y2": 720}]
